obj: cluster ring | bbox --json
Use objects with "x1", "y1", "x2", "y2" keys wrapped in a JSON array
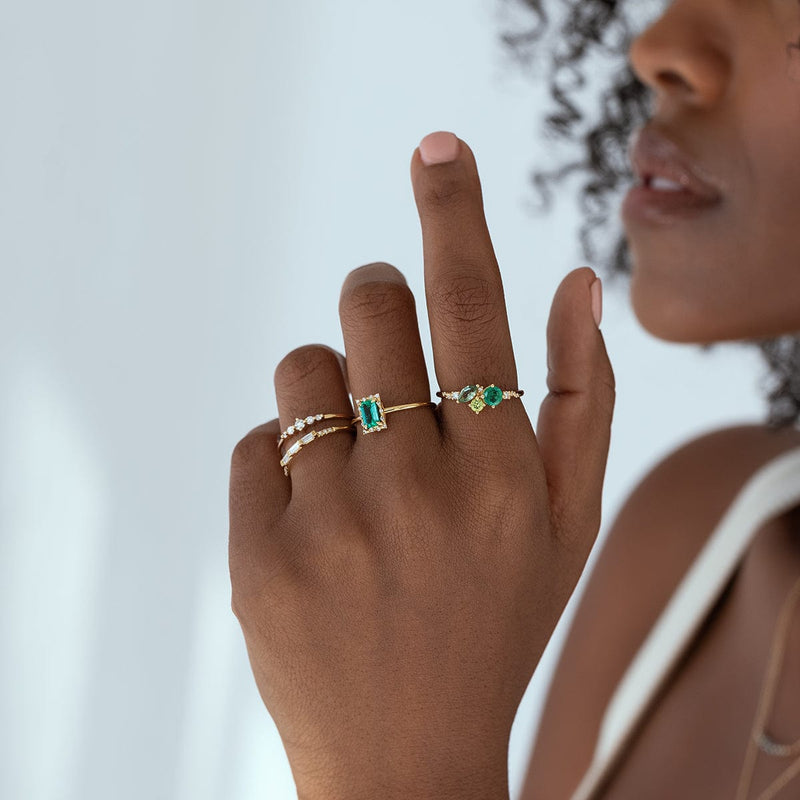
[{"x1": 437, "y1": 383, "x2": 524, "y2": 415}]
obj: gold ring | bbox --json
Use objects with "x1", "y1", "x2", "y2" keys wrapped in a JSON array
[
  {"x1": 278, "y1": 413, "x2": 354, "y2": 446},
  {"x1": 279, "y1": 424, "x2": 353, "y2": 476},
  {"x1": 436, "y1": 384, "x2": 524, "y2": 415},
  {"x1": 353, "y1": 393, "x2": 435, "y2": 434}
]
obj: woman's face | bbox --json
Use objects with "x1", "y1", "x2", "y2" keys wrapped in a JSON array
[{"x1": 622, "y1": 0, "x2": 800, "y2": 344}]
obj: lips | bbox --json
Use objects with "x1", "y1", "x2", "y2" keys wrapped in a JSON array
[{"x1": 622, "y1": 125, "x2": 724, "y2": 223}]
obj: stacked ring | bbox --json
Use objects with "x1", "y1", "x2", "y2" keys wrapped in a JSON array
[
  {"x1": 279, "y1": 424, "x2": 353, "y2": 475},
  {"x1": 278, "y1": 393, "x2": 437, "y2": 475},
  {"x1": 437, "y1": 384, "x2": 524, "y2": 415},
  {"x1": 278, "y1": 412, "x2": 354, "y2": 445}
]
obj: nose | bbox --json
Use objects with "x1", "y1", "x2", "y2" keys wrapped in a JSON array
[{"x1": 628, "y1": 2, "x2": 730, "y2": 109}]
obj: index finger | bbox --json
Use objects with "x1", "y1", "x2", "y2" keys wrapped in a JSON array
[{"x1": 410, "y1": 132, "x2": 519, "y2": 405}]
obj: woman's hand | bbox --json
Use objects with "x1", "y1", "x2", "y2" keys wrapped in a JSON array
[{"x1": 228, "y1": 132, "x2": 615, "y2": 800}]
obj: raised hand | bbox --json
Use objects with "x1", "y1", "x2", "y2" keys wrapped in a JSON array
[{"x1": 228, "y1": 132, "x2": 614, "y2": 800}]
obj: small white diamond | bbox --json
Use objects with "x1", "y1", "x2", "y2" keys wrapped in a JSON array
[
  {"x1": 305, "y1": 416, "x2": 314, "y2": 425},
  {"x1": 287, "y1": 425, "x2": 295, "y2": 435},
  {"x1": 300, "y1": 432, "x2": 315, "y2": 445},
  {"x1": 286, "y1": 442, "x2": 301, "y2": 456},
  {"x1": 296, "y1": 420, "x2": 305, "y2": 430},
  {"x1": 315, "y1": 414, "x2": 323, "y2": 421}
]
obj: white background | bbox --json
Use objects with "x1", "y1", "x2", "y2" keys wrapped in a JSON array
[{"x1": 0, "y1": 1, "x2": 769, "y2": 798}]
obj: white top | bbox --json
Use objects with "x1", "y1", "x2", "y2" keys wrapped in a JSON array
[{"x1": 570, "y1": 444, "x2": 800, "y2": 800}]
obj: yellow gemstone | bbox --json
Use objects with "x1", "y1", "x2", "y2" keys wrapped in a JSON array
[{"x1": 469, "y1": 396, "x2": 486, "y2": 414}]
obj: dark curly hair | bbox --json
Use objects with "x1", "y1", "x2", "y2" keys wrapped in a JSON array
[{"x1": 497, "y1": 0, "x2": 800, "y2": 429}]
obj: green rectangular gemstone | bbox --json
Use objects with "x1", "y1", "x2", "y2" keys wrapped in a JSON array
[{"x1": 359, "y1": 399, "x2": 382, "y2": 429}]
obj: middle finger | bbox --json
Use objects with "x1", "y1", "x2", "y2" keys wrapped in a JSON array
[{"x1": 410, "y1": 132, "x2": 520, "y2": 413}]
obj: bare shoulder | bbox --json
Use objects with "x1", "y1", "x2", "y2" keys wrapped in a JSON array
[
  {"x1": 519, "y1": 422, "x2": 800, "y2": 800},
  {"x1": 620, "y1": 422, "x2": 800, "y2": 526}
]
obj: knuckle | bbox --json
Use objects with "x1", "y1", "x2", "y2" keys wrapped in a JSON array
[
  {"x1": 229, "y1": 581, "x2": 267, "y2": 627},
  {"x1": 421, "y1": 174, "x2": 474, "y2": 210},
  {"x1": 591, "y1": 369, "x2": 617, "y2": 409},
  {"x1": 339, "y1": 277, "x2": 415, "y2": 328},
  {"x1": 274, "y1": 345, "x2": 337, "y2": 391},
  {"x1": 600, "y1": 375, "x2": 617, "y2": 403},
  {"x1": 231, "y1": 426, "x2": 274, "y2": 469},
  {"x1": 429, "y1": 273, "x2": 500, "y2": 327},
  {"x1": 230, "y1": 588, "x2": 247, "y2": 623}
]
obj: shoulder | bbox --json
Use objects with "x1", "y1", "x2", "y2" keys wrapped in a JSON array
[
  {"x1": 618, "y1": 423, "x2": 800, "y2": 533},
  {"x1": 592, "y1": 420, "x2": 800, "y2": 555},
  {"x1": 519, "y1": 422, "x2": 800, "y2": 800}
]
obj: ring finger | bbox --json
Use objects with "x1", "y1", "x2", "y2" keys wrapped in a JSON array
[
  {"x1": 338, "y1": 262, "x2": 438, "y2": 461},
  {"x1": 274, "y1": 344, "x2": 355, "y2": 484}
]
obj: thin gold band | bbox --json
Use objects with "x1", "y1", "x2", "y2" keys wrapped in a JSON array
[
  {"x1": 278, "y1": 413, "x2": 354, "y2": 446},
  {"x1": 353, "y1": 393, "x2": 435, "y2": 434},
  {"x1": 279, "y1": 424, "x2": 352, "y2": 476},
  {"x1": 350, "y1": 401, "x2": 435, "y2": 425}
]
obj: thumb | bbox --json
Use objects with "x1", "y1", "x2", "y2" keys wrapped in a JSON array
[{"x1": 535, "y1": 267, "x2": 615, "y2": 562}]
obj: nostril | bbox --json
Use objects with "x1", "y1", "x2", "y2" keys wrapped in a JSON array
[{"x1": 656, "y1": 69, "x2": 693, "y2": 93}]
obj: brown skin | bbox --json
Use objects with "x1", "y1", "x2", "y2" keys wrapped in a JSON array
[
  {"x1": 625, "y1": 0, "x2": 800, "y2": 342},
  {"x1": 230, "y1": 1, "x2": 800, "y2": 798},
  {"x1": 522, "y1": 423, "x2": 800, "y2": 799},
  {"x1": 229, "y1": 140, "x2": 615, "y2": 800},
  {"x1": 524, "y1": 0, "x2": 800, "y2": 797}
]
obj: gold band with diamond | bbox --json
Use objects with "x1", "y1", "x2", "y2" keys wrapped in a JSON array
[
  {"x1": 278, "y1": 413, "x2": 354, "y2": 446},
  {"x1": 352, "y1": 393, "x2": 436, "y2": 434},
  {"x1": 279, "y1": 425, "x2": 353, "y2": 475},
  {"x1": 436, "y1": 384, "x2": 524, "y2": 415}
]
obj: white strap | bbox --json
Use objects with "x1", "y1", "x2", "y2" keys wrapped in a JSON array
[{"x1": 570, "y1": 445, "x2": 800, "y2": 800}]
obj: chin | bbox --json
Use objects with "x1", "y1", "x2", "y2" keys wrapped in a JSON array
[{"x1": 628, "y1": 252, "x2": 725, "y2": 345}]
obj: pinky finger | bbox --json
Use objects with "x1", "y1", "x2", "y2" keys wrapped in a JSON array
[{"x1": 229, "y1": 419, "x2": 290, "y2": 596}]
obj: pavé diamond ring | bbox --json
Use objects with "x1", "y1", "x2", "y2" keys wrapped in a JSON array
[
  {"x1": 436, "y1": 384, "x2": 524, "y2": 415},
  {"x1": 353, "y1": 393, "x2": 436, "y2": 434}
]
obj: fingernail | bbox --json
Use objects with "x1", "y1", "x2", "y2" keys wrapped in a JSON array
[
  {"x1": 591, "y1": 277, "x2": 603, "y2": 328},
  {"x1": 418, "y1": 131, "x2": 460, "y2": 166}
]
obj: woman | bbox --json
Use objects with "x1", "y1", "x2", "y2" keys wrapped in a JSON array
[{"x1": 228, "y1": 1, "x2": 800, "y2": 797}]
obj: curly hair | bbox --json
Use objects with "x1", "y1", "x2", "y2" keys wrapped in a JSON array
[{"x1": 497, "y1": 0, "x2": 800, "y2": 429}]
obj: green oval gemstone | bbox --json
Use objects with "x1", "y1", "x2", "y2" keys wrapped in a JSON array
[
  {"x1": 457, "y1": 385, "x2": 479, "y2": 403},
  {"x1": 483, "y1": 385, "x2": 503, "y2": 407}
]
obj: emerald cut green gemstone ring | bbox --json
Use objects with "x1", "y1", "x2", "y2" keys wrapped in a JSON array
[
  {"x1": 355, "y1": 394, "x2": 388, "y2": 434},
  {"x1": 436, "y1": 384, "x2": 525, "y2": 415},
  {"x1": 353, "y1": 393, "x2": 437, "y2": 434}
]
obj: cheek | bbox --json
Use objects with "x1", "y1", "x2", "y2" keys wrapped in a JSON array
[{"x1": 728, "y1": 82, "x2": 800, "y2": 329}]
